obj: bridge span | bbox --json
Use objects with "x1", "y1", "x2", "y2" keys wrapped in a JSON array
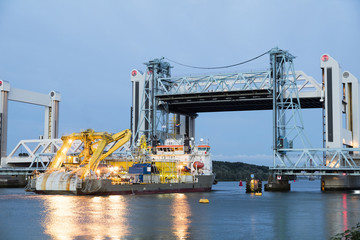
[{"x1": 156, "y1": 70, "x2": 322, "y2": 114}]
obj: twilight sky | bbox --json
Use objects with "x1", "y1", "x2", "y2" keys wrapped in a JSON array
[{"x1": 0, "y1": 0, "x2": 359, "y2": 165}]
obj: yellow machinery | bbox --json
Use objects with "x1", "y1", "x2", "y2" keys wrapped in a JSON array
[
  {"x1": 47, "y1": 129, "x2": 131, "y2": 179},
  {"x1": 139, "y1": 135, "x2": 147, "y2": 151}
]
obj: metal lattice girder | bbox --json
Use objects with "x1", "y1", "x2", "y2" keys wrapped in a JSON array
[
  {"x1": 2, "y1": 138, "x2": 82, "y2": 167},
  {"x1": 293, "y1": 71, "x2": 323, "y2": 98},
  {"x1": 155, "y1": 72, "x2": 323, "y2": 116},
  {"x1": 7, "y1": 139, "x2": 63, "y2": 158},
  {"x1": 157, "y1": 71, "x2": 272, "y2": 95},
  {"x1": 28, "y1": 153, "x2": 53, "y2": 169},
  {"x1": 273, "y1": 148, "x2": 360, "y2": 170},
  {"x1": 157, "y1": 70, "x2": 322, "y2": 98}
]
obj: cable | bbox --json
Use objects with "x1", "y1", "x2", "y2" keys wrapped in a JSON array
[{"x1": 164, "y1": 49, "x2": 271, "y2": 70}]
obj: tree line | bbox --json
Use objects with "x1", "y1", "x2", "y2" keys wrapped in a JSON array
[{"x1": 213, "y1": 161, "x2": 269, "y2": 181}]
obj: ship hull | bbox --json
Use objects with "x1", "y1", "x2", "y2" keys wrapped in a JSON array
[{"x1": 30, "y1": 174, "x2": 214, "y2": 195}]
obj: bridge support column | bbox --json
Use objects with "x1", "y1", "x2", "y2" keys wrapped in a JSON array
[
  {"x1": 321, "y1": 175, "x2": 360, "y2": 191},
  {"x1": 264, "y1": 175, "x2": 291, "y2": 192},
  {"x1": 179, "y1": 115, "x2": 195, "y2": 139},
  {"x1": 188, "y1": 116, "x2": 195, "y2": 139},
  {"x1": 44, "y1": 91, "x2": 60, "y2": 139},
  {"x1": 0, "y1": 175, "x2": 27, "y2": 187},
  {"x1": 0, "y1": 81, "x2": 10, "y2": 162}
]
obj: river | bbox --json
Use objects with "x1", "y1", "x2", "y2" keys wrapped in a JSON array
[{"x1": 0, "y1": 179, "x2": 359, "y2": 239}]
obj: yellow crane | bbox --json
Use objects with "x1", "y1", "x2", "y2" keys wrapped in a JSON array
[{"x1": 47, "y1": 129, "x2": 131, "y2": 179}]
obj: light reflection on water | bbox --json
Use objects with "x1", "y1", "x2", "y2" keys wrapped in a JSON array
[
  {"x1": 43, "y1": 195, "x2": 129, "y2": 239},
  {"x1": 1, "y1": 180, "x2": 360, "y2": 239},
  {"x1": 41, "y1": 193, "x2": 193, "y2": 239},
  {"x1": 171, "y1": 193, "x2": 191, "y2": 239},
  {"x1": 342, "y1": 194, "x2": 348, "y2": 232}
]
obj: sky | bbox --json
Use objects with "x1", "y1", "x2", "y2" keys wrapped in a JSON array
[{"x1": 0, "y1": 0, "x2": 359, "y2": 166}]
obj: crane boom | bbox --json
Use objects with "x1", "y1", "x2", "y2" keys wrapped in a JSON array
[
  {"x1": 46, "y1": 129, "x2": 131, "y2": 180},
  {"x1": 81, "y1": 129, "x2": 131, "y2": 179}
]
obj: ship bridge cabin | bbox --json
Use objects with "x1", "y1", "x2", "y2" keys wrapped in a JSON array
[
  {"x1": 195, "y1": 145, "x2": 210, "y2": 155},
  {"x1": 154, "y1": 144, "x2": 210, "y2": 155},
  {"x1": 156, "y1": 145, "x2": 184, "y2": 155}
]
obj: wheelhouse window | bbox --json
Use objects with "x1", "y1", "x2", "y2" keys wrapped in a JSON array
[{"x1": 198, "y1": 147, "x2": 210, "y2": 152}]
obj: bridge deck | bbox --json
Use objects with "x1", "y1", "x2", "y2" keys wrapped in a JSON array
[{"x1": 157, "y1": 89, "x2": 323, "y2": 114}]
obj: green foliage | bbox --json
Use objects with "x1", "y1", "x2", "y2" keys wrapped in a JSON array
[
  {"x1": 330, "y1": 223, "x2": 360, "y2": 240},
  {"x1": 213, "y1": 161, "x2": 269, "y2": 181}
]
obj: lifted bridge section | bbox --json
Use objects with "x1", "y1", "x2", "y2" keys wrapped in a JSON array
[{"x1": 157, "y1": 70, "x2": 322, "y2": 114}]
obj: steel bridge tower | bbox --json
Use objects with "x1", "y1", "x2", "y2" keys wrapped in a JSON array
[
  {"x1": 131, "y1": 58, "x2": 171, "y2": 146},
  {"x1": 270, "y1": 48, "x2": 310, "y2": 168}
]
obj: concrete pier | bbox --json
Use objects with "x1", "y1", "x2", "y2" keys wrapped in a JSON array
[
  {"x1": 0, "y1": 175, "x2": 27, "y2": 187},
  {"x1": 264, "y1": 176, "x2": 291, "y2": 192},
  {"x1": 321, "y1": 175, "x2": 360, "y2": 191}
]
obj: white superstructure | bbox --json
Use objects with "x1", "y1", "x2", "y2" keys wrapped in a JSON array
[{"x1": 150, "y1": 138, "x2": 212, "y2": 176}]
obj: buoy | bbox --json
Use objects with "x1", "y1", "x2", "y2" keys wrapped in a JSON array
[
  {"x1": 255, "y1": 192, "x2": 262, "y2": 196},
  {"x1": 199, "y1": 198, "x2": 209, "y2": 203},
  {"x1": 239, "y1": 180, "x2": 243, "y2": 187}
]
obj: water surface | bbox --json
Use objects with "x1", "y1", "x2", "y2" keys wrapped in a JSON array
[{"x1": 0, "y1": 180, "x2": 359, "y2": 239}]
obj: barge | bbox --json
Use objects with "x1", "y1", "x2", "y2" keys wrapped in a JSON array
[{"x1": 26, "y1": 129, "x2": 214, "y2": 195}]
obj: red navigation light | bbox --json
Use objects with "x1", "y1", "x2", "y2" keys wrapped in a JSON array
[
  {"x1": 131, "y1": 70, "x2": 137, "y2": 77},
  {"x1": 0, "y1": 81, "x2": 2, "y2": 86},
  {"x1": 322, "y1": 55, "x2": 329, "y2": 62}
]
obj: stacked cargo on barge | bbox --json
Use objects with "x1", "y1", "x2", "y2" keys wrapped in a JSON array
[{"x1": 26, "y1": 129, "x2": 214, "y2": 195}]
